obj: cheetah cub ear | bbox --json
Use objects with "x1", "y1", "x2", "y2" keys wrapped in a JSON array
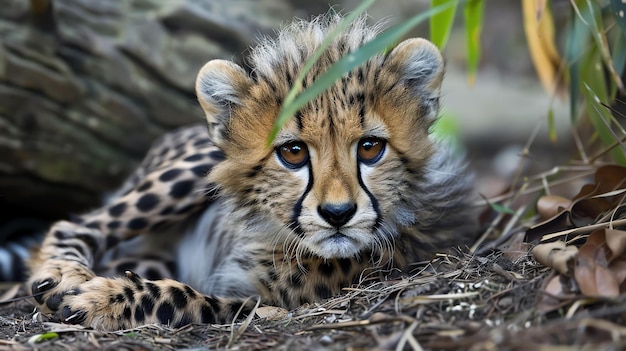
[
  {"x1": 385, "y1": 38, "x2": 445, "y2": 120},
  {"x1": 195, "y1": 60, "x2": 253, "y2": 145}
]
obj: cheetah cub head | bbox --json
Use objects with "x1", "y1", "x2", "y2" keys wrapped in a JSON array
[{"x1": 196, "y1": 15, "x2": 455, "y2": 260}]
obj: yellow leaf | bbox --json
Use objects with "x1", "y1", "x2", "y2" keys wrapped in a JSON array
[{"x1": 522, "y1": 0, "x2": 564, "y2": 96}]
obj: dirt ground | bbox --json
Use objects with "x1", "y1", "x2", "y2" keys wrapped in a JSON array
[{"x1": 2, "y1": 248, "x2": 625, "y2": 350}]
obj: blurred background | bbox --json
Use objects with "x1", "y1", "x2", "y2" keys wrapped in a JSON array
[{"x1": 0, "y1": 0, "x2": 573, "y2": 247}]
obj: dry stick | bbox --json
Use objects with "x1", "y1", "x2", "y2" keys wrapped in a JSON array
[
  {"x1": 540, "y1": 218, "x2": 626, "y2": 242},
  {"x1": 306, "y1": 315, "x2": 415, "y2": 331},
  {"x1": 571, "y1": 124, "x2": 590, "y2": 164},
  {"x1": 395, "y1": 321, "x2": 422, "y2": 351},
  {"x1": 608, "y1": 193, "x2": 626, "y2": 230},
  {"x1": 587, "y1": 133, "x2": 626, "y2": 164},
  {"x1": 525, "y1": 165, "x2": 594, "y2": 182},
  {"x1": 227, "y1": 296, "x2": 261, "y2": 349},
  {"x1": 565, "y1": 298, "x2": 598, "y2": 319}
]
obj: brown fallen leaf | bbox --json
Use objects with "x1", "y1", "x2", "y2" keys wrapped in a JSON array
[
  {"x1": 593, "y1": 165, "x2": 626, "y2": 193},
  {"x1": 610, "y1": 257, "x2": 626, "y2": 290},
  {"x1": 525, "y1": 210, "x2": 573, "y2": 243},
  {"x1": 536, "y1": 195, "x2": 571, "y2": 221},
  {"x1": 604, "y1": 229, "x2": 626, "y2": 260},
  {"x1": 502, "y1": 242, "x2": 532, "y2": 262},
  {"x1": 574, "y1": 254, "x2": 620, "y2": 297},
  {"x1": 526, "y1": 165, "x2": 626, "y2": 243},
  {"x1": 573, "y1": 229, "x2": 624, "y2": 298},
  {"x1": 532, "y1": 241, "x2": 577, "y2": 275},
  {"x1": 255, "y1": 306, "x2": 289, "y2": 320}
]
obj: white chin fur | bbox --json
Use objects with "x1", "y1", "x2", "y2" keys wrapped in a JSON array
[{"x1": 304, "y1": 230, "x2": 367, "y2": 259}]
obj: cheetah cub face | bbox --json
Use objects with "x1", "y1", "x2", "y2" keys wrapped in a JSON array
[{"x1": 196, "y1": 17, "x2": 448, "y2": 260}]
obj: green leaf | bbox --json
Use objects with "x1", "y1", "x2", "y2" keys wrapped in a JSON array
[
  {"x1": 268, "y1": 1, "x2": 458, "y2": 143},
  {"x1": 613, "y1": 30, "x2": 626, "y2": 77},
  {"x1": 547, "y1": 107, "x2": 557, "y2": 143},
  {"x1": 581, "y1": 47, "x2": 626, "y2": 164},
  {"x1": 463, "y1": 0, "x2": 484, "y2": 86},
  {"x1": 565, "y1": 0, "x2": 590, "y2": 122},
  {"x1": 28, "y1": 332, "x2": 59, "y2": 344},
  {"x1": 430, "y1": 0, "x2": 459, "y2": 50},
  {"x1": 490, "y1": 202, "x2": 515, "y2": 215},
  {"x1": 577, "y1": 0, "x2": 625, "y2": 93},
  {"x1": 611, "y1": 0, "x2": 626, "y2": 37},
  {"x1": 267, "y1": 0, "x2": 377, "y2": 145}
]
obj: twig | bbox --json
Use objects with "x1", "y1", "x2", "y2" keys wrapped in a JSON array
[
  {"x1": 571, "y1": 124, "x2": 589, "y2": 163},
  {"x1": 227, "y1": 296, "x2": 261, "y2": 348},
  {"x1": 540, "y1": 218, "x2": 626, "y2": 242},
  {"x1": 396, "y1": 321, "x2": 421, "y2": 351}
]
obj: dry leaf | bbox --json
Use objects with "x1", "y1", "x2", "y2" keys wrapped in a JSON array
[
  {"x1": 525, "y1": 165, "x2": 626, "y2": 243},
  {"x1": 593, "y1": 165, "x2": 626, "y2": 193},
  {"x1": 574, "y1": 229, "x2": 622, "y2": 297},
  {"x1": 574, "y1": 255, "x2": 620, "y2": 297},
  {"x1": 609, "y1": 257, "x2": 626, "y2": 287},
  {"x1": 525, "y1": 210, "x2": 573, "y2": 243},
  {"x1": 604, "y1": 229, "x2": 626, "y2": 261},
  {"x1": 532, "y1": 241, "x2": 578, "y2": 275},
  {"x1": 529, "y1": 166, "x2": 626, "y2": 305},
  {"x1": 521, "y1": 0, "x2": 565, "y2": 96},
  {"x1": 536, "y1": 195, "x2": 571, "y2": 221},
  {"x1": 502, "y1": 242, "x2": 532, "y2": 262},
  {"x1": 255, "y1": 306, "x2": 289, "y2": 320}
]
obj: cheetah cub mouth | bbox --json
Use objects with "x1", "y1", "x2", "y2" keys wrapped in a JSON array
[{"x1": 196, "y1": 17, "x2": 460, "y2": 261}]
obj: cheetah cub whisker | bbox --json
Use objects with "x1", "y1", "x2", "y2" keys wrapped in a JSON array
[{"x1": 27, "y1": 13, "x2": 477, "y2": 331}]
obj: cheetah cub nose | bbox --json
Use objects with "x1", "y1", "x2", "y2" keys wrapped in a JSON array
[{"x1": 317, "y1": 203, "x2": 357, "y2": 227}]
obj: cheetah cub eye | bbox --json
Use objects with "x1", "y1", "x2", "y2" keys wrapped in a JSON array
[
  {"x1": 277, "y1": 141, "x2": 310, "y2": 169},
  {"x1": 357, "y1": 137, "x2": 386, "y2": 165}
]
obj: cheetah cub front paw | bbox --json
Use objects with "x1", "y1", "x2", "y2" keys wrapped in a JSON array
[{"x1": 28, "y1": 221, "x2": 100, "y2": 314}]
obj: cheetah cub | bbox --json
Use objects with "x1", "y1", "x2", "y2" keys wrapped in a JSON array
[{"x1": 28, "y1": 14, "x2": 477, "y2": 330}]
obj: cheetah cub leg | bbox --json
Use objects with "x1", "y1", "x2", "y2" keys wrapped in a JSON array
[
  {"x1": 28, "y1": 126, "x2": 219, "y2": 322},
  {"x1": 58, "y1": 271, "x2": 258, "y2": 330}
]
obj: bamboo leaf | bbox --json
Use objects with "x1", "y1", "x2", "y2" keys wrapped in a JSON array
[
  {"x1": 522, "y1": 0, "x2": 563, "y2": 95},
  {"x1": 565, "y1": 0, "x2": 589, "y2": 122},
  {"x1": 463, "y1": 0, "x2": 484, "y2": 86},
  {"x1": 269, "y1": 2, "x2": 457, "y2": 143},
  {"x1": 581, "y1": 47, "x2": 626, "y2": 164},
  {"x1": 430, "y1": 0, "x2": 459, "y2": 50},
  {"x1": 572, "y1": 0, "x2": 625, "y2": 94}
]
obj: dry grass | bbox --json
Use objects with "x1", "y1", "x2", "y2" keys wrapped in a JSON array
[{"x1": 2, "y1": 246, "x2": 626, "y2": 350}]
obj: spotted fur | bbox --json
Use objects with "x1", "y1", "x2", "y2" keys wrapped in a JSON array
[{"x1": 27, "y1": 14, "x2": 477, "y2": 330}]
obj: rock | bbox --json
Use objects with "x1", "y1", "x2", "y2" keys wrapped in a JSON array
[{"x1": 0, "y1": 0, "x2": 329, "y2": 231}]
